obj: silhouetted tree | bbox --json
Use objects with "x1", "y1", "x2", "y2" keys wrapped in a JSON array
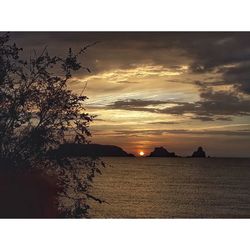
[{"x1": 0, "y1": 33, "x2": 103, "y2": 217}]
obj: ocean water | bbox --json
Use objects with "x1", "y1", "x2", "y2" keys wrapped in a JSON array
[{"x1": 89, "y1": 157, "x2": 250, "y2": 218}]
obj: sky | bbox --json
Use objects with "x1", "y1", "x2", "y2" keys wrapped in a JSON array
[{"x1": 10, "y1": 32, "x2": 250, "y2": 157}]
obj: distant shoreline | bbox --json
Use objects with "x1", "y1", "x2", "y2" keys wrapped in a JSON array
[{"x1": 51, "y1": 143, "x2": 250, "y2": 159}]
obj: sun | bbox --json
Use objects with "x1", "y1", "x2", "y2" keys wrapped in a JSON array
[{"x1": 139, "y1": 151, "x2": 145, "y2": 156}]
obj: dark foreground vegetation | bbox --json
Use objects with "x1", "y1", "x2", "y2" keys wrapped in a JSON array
[
  {"x1": 0, "y1": 169, "x2": 60, "y2": 218},
  {"x1": 0, "y1": 33, "x2": 104, "y2": 218}
]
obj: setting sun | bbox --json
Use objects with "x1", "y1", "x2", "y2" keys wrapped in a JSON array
[{"x1": 139, "y1": 151, "x2": 145, "y2": 156}]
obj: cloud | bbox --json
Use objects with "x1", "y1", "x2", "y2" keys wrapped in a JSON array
[
  {"x1": 84, "y1": 64, "x2": 187, "y2": 84},
  {"x1": 108, "y1": 99, "x2": 170, "y2": 109},
  {"x1": 191, "y1": 116, "x2": 215, "y2": 121},
  {"x1": 215, "y1": 117, "x2": 233, "y2": 121},
  {"x1": 191, "y1": 115, "x2": 233, "y2": 122},
  {"x1": 9, "y1": 32, "x2": 250, "y2": 97},
  {"x1": 157, "y1": 88, "x2": 250, "y2": 117},
  {"x1": 219, "y1": 63, "x2": 250, "y2": 94},
  {"x1": 106, "y1": 87, "x2": 250, "y2": 120},
  {"x1": 173, "y1": 34, "x2": 250, "y2": 95},
  {"x1": 148, "y1": 121, "x2": 179, "y2": 125},
  {"x1": 114, "y1": 128, "x2": 250, "y2": 137},
  {"x1": 182, "y1": 33, "x2": 250, "y2": 73}
]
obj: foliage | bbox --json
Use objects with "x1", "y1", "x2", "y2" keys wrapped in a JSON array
[{"x1": 0, "y1": 33, "x2": 103, "y2": 218}]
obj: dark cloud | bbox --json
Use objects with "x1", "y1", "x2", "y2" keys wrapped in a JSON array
[
  {"x1": 219, "y1": 63, "x2": 250, "y2": 94},
  {"x1": 107, "y1": 87, "x2": 250, "y2": 120},
  {"x1": 191, "y1": 116, "x2": 215, "y2": 121},
  {"x1": 158, "y1": 89, "x2": 250, "y2": 117},
  {"x1": 108, "y1": 99, "x2": 170, "y2": 109},
  {"x1": 107, "y1": 99, "x2": 172, "y2": 113},
  {"x1": 172, "y1": 33, "x2": 250, "y2": 95},
  {"x1": 191, "y1": 114, "x2": 233, "y2": 122},
  {"x1": 6, "y1": 32, "x2": 250, "y2": 95},
  {"x1": 182, "y1": 34, "x2": 250, "y2": 72},
  {"x1": 197, "y1": 88, "x2": 250, "y2": 116}
]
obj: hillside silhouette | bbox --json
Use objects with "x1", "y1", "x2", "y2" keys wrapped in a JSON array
[{"x1": 53, "y1": 143, "x2": 135, "y2": 157}]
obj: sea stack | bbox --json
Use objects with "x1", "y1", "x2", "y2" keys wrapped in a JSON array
[
  {"x1": 191, "y1": 146, "x2": 206, "y2": 158},
  {"x1": 148, "y1": 146, "x2": 176, "y2": 157}
]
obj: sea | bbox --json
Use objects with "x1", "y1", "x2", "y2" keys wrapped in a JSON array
[{"x1": 89, "y1": 157, "x2": 250, "y2": 218}]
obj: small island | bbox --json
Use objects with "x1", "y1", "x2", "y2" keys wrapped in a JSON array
[
  {"x1": 191, "y1": 146, "x2": 206, "y2": 158},
  {"x1": 148, "y1": 146, "x2": 176, "y2": 157}
]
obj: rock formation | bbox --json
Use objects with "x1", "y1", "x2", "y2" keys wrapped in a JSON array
[
  {"x1": 191, "y1": 146, "x2": 206, "y2": 158},
  {"x1": 148, "y1": 146, "x2": 176, "y2": 157}
]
